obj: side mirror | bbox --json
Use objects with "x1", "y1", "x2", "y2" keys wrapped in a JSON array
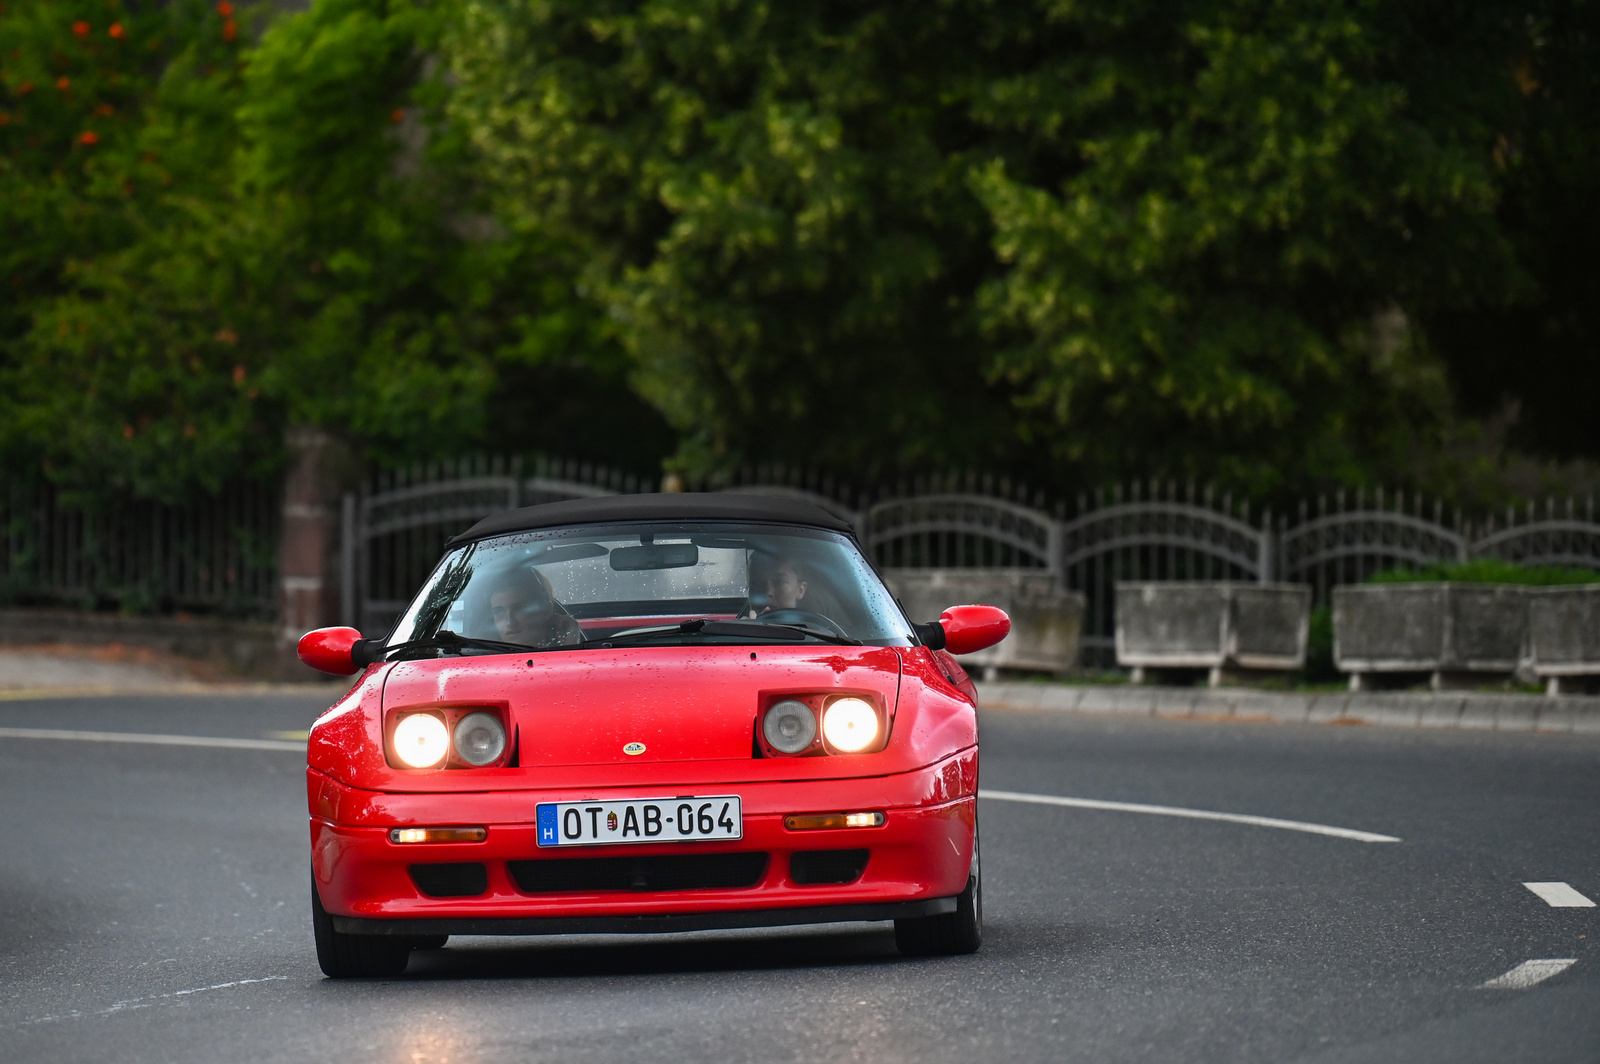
[
  {"x1": 924, "y1": 605, "x2": 1010, "y2": 656},
  {"x1": 297, "y1": 626, "x2": 372, "y2": 676}
]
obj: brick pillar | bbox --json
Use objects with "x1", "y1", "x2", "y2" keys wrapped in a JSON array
[{"x1": 279, "y1": 427, "x2": 359, "y2": 642}]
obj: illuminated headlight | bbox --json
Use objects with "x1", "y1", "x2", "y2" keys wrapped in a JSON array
[
  {"x1": 393, "y1": 713, "x2": 449, "y2": 768},
  {"x1": 763, "y1": 699, "x2": 818, "y2": 754},
  {"x1": 452, "y1": 711, "x2": 507, "y2": 766},
  {"x1": 822, "y1": 697, "x2": 878, "y2": 752}
]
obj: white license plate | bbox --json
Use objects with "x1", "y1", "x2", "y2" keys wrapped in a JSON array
[{"x1": 536, "y1": 796, "x2": 743, "y2": 847}]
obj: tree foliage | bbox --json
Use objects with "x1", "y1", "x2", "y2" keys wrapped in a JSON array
[
  {"x1": 1, "y1": 0, "x2": 666, "y2": 502},
  {"x1": 448, "y1": 0, "x2": 1588, "y2": 495},
  {"x1": 4, "y1": 0, "x2": 1596, "y2": 502},
  {"x1": 1, "y1": 0, "x2": 263, "y2": 498},
  {"x1": 446, "y1": 0, "x2": 1025, "y2": 480}
]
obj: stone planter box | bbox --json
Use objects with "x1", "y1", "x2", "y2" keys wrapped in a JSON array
[
  {"x1": 1114, "y1": 582, "x2": 1311, "y2": 684},
  {"x1": 882, "y1": 569, "x2": 1084, "y2": 677},
  {"x1": 1527, "y1": 584, "x2": 1600, "y2": 695},
  {"x1": 1332, "y1": 583, "x2": 1528, "y2": 691}
]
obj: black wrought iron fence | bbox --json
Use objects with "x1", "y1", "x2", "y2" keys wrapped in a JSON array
[
  {"x1": 346, "y1": 462, "x2": 1600, "y2": 665},
  {"x1": 1, "y1": 477, "x2": 278, "y2": 617},
  {"x1": 8, "y1": 457, "x2": 1597, "y2": 663}
]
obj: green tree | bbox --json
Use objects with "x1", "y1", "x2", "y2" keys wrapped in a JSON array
[
  {"x1": 2, "y1": 0, "x2": 669, "y2": 502},
  {"x1": 0, "y1": 0, "x2": 265, "y2": 499},
  {"x1": 446, "y1": 0, "x2": 1026, "y2": 482},
  {"x1": 449, "y1": 0, "x2": 1584, "y2": 496}
]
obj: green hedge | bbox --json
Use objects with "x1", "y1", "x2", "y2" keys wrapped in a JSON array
[{"x1": 1367, "y1": 559, "x2": 1599, "y2": 586}]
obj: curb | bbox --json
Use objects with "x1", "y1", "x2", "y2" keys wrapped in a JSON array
[{"x1": 974, "y1": 682, "x2": 1600, "y2": 733}]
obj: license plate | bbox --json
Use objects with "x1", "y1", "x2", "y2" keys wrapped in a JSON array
[{"x1": 536, "y1": 796, "x2": 743, "y2": 847}]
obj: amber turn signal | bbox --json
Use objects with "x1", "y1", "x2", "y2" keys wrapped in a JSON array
[
  {"x1": 388, "y1": 827, "x2": 488, "y2": 844},
  {"x1": 783, "y1": 811, "x2": 885, "y2": 831}
]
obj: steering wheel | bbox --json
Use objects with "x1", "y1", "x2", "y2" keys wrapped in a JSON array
[{"x1": 756, "y1": 608, "x2": 849, "y2": 639}]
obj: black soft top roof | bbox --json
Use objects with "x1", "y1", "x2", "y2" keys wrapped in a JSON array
[{"x1": 446, "y1": 492, "x2": 855, "y2": 546}]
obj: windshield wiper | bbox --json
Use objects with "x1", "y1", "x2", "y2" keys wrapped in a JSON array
[
  {"x1": 381, "y1": 630, "x2": 548, "y2": 661},
  {"x1": 591, "y1": 619, "x2": 861, "y2": 647}
]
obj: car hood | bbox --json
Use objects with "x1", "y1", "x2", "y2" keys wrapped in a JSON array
[{"x1": 378, "y1": 645, "x2": 905, "y2": 769}]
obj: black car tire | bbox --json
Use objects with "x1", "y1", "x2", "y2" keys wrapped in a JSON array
[
  {"x1": 311, "y1": 881, "x2": 412, "y2": 978},
  {"x1": 895, "y1": 825, "x2": 982, "y2": 956}
]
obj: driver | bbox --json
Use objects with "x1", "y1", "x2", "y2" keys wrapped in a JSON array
[
  {"x1": 477, "y1": 564, "x2": 583, "y2": 648},
  {"x1": 764, "y1": 557, "x2": 808, "y2": 612},
  {"x1": 745, "y1": 556, "x2": 809, "y2": 616}
]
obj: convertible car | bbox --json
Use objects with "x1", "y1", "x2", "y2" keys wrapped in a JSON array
[{"x1": 298, "y1": 493, "x2": 1008, "y2": 977}]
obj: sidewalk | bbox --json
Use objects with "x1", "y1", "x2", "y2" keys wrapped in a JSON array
[
  {"x1": 975, "y1": 681, "x2": 1600, "y2": 733},
  {"x1": 0, "y1": 644, "x2": 342, "y2": 700}
]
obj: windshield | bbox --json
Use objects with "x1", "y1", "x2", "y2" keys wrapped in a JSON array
[{"x1": 387, "y1": 522, "x2": 914, "y2": 653}]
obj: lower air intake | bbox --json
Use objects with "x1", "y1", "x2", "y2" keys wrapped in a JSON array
[
  {"x1": 790, "y1": 849, "x2": 870, "y2": 885},
  {"x1": 409, "y1": 862, "x2": 489, "y2": 898},
  {"x1": 508, "y1": 852, "x2": 769, "y2": 893}
]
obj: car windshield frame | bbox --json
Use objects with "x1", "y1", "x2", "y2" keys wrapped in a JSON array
[{"x1": 386, "y1": 520, "x2": 915, "y2": 655}]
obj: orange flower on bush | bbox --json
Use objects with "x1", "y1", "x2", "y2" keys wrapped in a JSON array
[
  {"x1": 231, "y1": 364, "x2": 246, "y2": 383},
  {"x1": 78, "y1": 130, "x2": 98, "y2": 145},
  {"x1": 0, "y1": 113, "x2": 9, "y2": 126},
  {"x1": 223, "y1": 19, "x2": 236, "y2": 41},
  {"x1": 108, "y1": 23, "x2": 124, "y2": 39},
  {"x1": 391, "y1": 107, "x2": 405, "y2": 123},
  {"x1": 19, "y1": 81, "x2": 34, "y2": 94},
  {"x1": 95, "y1": 103, "x2": 115, "y2": 116},
  {"x1": 56, "y1": 76, "x2": 70, "y2": 91},
  {"x1": 216, "y1": 2, "x2": 233, "y2": 15},
  {"x1": 72, "y1": 20, "x2": 90, "y2": 36}
]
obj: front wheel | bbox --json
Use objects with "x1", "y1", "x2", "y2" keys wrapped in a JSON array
[
  {"x1": 312, "y1": 882, "x2": 412, "y2": 978},
  {"x1": 895, "y1": 824, "x2": 982, "y2": 956}
]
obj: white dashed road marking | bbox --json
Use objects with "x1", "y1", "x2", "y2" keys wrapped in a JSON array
[
  {"x1": 1479, "y1": 959, "x2": 1577, "y2": 990},
  {"x1": 977, "y1": 789, "x2": 1401, "y2": 843},
  {"x1": 1523, "y1": 882, "x2": 1596, "y2": 908},
  {"x1": 0, "y1": 726, "x2": 303, "y2": 752}
]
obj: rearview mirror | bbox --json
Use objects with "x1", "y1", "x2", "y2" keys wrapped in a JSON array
[
  {"x1": 936, "y1": 605, "x2": 1011, "y2": 656},
  {"x1": 609, "y1": 543, "x2": 699, "y2": 571},
  {"x1": 298, "y1": 626, "x2": 366, "y2": 676}
]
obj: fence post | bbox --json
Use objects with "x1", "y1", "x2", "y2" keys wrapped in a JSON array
[
  {"x1": 1259, "y1": 510, "x2": 1273, "y2": 584},
  {"x1": 279, "y1": 426, "x2": 360, "y2": 644},
  {"x1": 340, "y1": 493, "x2": 357, "y2": 628}
]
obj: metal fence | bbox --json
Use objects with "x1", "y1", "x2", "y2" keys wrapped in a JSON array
[
  {"x1": 1, "y1": 478, "x2": 279, "y2": 617},
  {"x1": 9, "y1": 459, "x2": 1597, "y2": 665},
  {"x1": 346, "y1": 463, "x2": 1600, "y2": 663},
  {"x1": 346, "y1": 456, "x2": 650, "y2": 634}
]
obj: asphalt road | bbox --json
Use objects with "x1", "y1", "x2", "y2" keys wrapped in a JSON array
[{"x1": 1, "y1": 692, "x2": 1597, "y2": 1063}]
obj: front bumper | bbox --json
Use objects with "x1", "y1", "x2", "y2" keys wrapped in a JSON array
[
  {"x1": 330, "y1": 898, "x2": 958, "y2": 938},
  {"x1": 310, "y1": 749, "x2": 977, "y2": 928}
]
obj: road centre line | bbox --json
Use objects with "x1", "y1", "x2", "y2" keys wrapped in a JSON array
[
  {"x1": 1523, "y1": 882, "x2": 1597, "y2": 907},
  {"x1": 1479, "y1": 959, "x2": 1577, "y2": 990},
  {"x1": 0, "y1": 726, "x2": 304, "y2": 753},
  {"x1": 977, "y1": 789, "x2": 1401, "y2": 843}
]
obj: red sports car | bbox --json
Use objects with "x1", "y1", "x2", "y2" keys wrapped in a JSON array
[{"x1": 298, "y1": 494, "x2": 1009, "y2": 977}]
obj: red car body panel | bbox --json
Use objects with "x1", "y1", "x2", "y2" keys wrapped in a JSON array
[{"x1": 307, "y1": 643, "x2": 980, "y2": 928}]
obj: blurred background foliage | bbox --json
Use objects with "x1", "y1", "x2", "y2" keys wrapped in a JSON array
[{"x1": 3, "y1": 0, "x2": 1597, "y2": 503}]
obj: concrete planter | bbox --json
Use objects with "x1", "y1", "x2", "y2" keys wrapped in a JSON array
[
  {"x1": 1332, "y1": 583, "x2": 1528, "y2": 690},
  {"x1": 1114, "y1": 582, "x2": 1311, "y2": 684},
  {"x1": 882, "y1": 569, "x2": 1084, "y2": 677},
  {"x1": 1527, "y1": 584, "x2": 1600, "y2": 695}
]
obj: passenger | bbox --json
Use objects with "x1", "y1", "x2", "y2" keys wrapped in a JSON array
[{"x1": 475, "y1": 564, "x2": 583, "y2": 648}]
